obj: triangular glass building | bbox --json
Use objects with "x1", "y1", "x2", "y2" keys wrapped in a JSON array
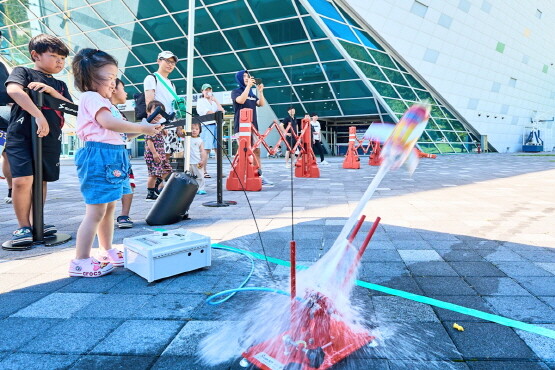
[{"x1": 0, "y1": 0, "x2": 484, "y2": 154}]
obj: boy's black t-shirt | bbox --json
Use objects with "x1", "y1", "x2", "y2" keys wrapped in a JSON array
[
  {"x1": 231, "y1": 87, "x2": 259, "y2": 132},
  {"x1": 5, "y1": 66, "x2": 72, "y2": 151},
  {"x1": 282, "y1": 115, "x2": 299, "y2": 135}
]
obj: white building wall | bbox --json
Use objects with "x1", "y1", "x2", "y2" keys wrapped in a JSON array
[{"x1": 344, "y1": 0, "x2": 555, "y2": 152}]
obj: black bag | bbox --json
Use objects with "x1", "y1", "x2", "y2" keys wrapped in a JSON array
[
  {"x1": 133, "y1": 73, "x2": 156, "y2": 120},
  {"x1": 145, "y1": 172, "x2": 198, "y2": 226}
]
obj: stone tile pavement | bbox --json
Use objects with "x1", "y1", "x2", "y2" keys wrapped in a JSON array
[{"x1": 0, "y1": 153, "x2": 554, "y2": 369}]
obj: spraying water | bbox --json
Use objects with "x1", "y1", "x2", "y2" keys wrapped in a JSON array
[{"x1": 199, "y1": 104, "x2": 434, "y2": 368}]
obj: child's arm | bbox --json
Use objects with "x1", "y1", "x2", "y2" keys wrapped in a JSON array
[
  {"x1": 7, "y1": 82, "x2": 50, "y2": 137},
  {"x1": 27, "y1": 82, "x2": 72, "y2": 103},
  {"x1": 145, "y1": 139, "x2": 161, "y2": 163},
  {"x1": 96, "y1": 109, "x2": 161, "y2": 136},
  {"x1": 199, "y1": 141, "x2": 207, "y2": 166}
]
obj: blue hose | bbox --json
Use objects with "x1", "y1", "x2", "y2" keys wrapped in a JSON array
[{"x1": 207, "y1": 245, "x2": 299, "y2": 305}]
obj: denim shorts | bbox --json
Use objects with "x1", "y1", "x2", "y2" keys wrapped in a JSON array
[
  {"x1": 200, "y1": 123, "x2": 217, "y2": 150},
  {"x1": 75, "y1": 141, "x2": 131, "y2": 205}
]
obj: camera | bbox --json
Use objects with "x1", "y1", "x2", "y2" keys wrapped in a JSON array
[{"x1": 254, "y1": 78, "x2": 262, "y2": 85}]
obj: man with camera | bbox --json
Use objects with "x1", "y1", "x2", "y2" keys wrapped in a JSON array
[{"x1": 231, "y1": 70, "x2": 273, "y2": 186}]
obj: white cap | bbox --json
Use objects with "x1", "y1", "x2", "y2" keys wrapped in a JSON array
[{"x1": 158, "y1": 51, "x2": 177, "y2": 61}]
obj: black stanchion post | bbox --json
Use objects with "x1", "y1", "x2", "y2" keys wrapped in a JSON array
[
  {"x1": 203, "y1": 111, "x2": 236, "y2": 207},
  {"x1": 31, "y1": 91, "x2": 45, "y2": 242}
]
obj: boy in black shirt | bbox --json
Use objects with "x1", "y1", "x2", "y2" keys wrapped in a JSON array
[
  {"x1": 281, "y1": 106, "x2": 299, "y2": 168},
  {"x1": 5, "y1": 34, "x2": 72, "y2": 247}
]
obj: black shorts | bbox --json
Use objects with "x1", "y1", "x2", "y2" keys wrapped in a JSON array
[
  {"x1": 6, "y1": 140, "x2": 60, "y2": 181},
  {"x1": 286, "y1": 136, "x2": 297, "y2": 151}
]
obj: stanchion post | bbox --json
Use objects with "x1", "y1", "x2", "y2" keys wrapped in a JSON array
[
  {"x1": 202, "y1": 111, "x2": 237, "y2": 207},
  {"x1": 31, "y1": 91, "x2": 44, "y2": 243}
]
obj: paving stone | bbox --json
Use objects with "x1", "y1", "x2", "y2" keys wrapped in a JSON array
[
  {"x1": 162, "y1": 321, "x2": 224, "y2": 357},
  {"x1": 494, "y1": 262, "x2": 553, "y2": 278},
  {"x1": 70, "y1": 355, "x2": 156, "y2": 370},
  {"x1": 0, "y1": 292, "x2": 48, "y2": 318},
  {"x1": 23, "y1": 319, "x2": 122, "y2": 355},
  {"x1": 388, "y1": 360, "x2": 469, "y2": 369},
  {"x1": 366, "y1": 322, "x2": 461, "y2": 361},
  {"x1": 0, "y1": 353, "x2": 79, "y2": 370},
  {"x1": 481, "y1": 248, "x2": 527, "y2": 262},
  {"x1": 515, "y1": 324, "x2": 555, "y2": 361},
  {"x1": 542, "y1": 297, "x2": 555, "y2": 309},
  {"x1": 449, "y1": 262, "x2": 506, "y2": 277},
  {"x1": 437, "y1": 250, "x2": 486, "y2": 262},
  {"x1": 398, "y1": 250, "x2": 443, "y2": 262},
  {"x1": 466, "y1": 361, "x2": 550, "y2": 369},
  {"x1": 465, "y1": 277, "x2": 532, "y2": 296},
  {"x1": 431, "y1": 295, "x2": 497, "y2": 323},
  {"x1": 107, "y1": 274, "x2": 176, "y2": 295},
  {"x1": 73, "y1": 293, "x2": 153, "y2": 318},
  {"x1": 517, "y1": 276, "x2": 555, "y2": 296},
  {"x1": 391, "y1": 240, "x2": 432, "y2": 250},
  {"x1": 133, "y1": 294, "x2": 203, "y2": 319},
  {"x1": 359, "y1": 249, "x2": 402, "y2": 263},
  {"x1": 0, "y1": 318, "x2": 61, "y2": 352},
  {"x1": 358, "y1": 262, "x2": 409, "y2": 278},
  {"x1": 416, "y1": 277, "x2": 477, "y2": 296},
  {"x1": 444, "y1": 322, "x2": 537, "y2": 360},
  {"x1": 11, "y1": 293, "x2": 101, "y2": 319},
  {"x1": 537, "y1": 263, "x2": 555, "y2": 275},
  {"x1": 151, "y1": 356, "x2": 240, "y2": 370},
  {"x1": 363, "y1": 276, "x2": 425, "y2": 296},
  {"x1": 484, "y1": 296, "x2": 555, "y2": 323},
  {"x1": 58, "y1": 273, "x2": 129, "y2": 293},
  {"x1": 91, "y1": 320, "x2": 184, "y2": 356},
  {"x1": 406, "y1": 261, "x2": 459, "y2": 277},
  {"x1": 373, "y1": 296, "x2": 439, "y2": 323}
]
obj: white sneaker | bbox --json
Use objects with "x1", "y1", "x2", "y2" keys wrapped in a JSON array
[
  {"x1": 320, "y1": 160, "x2": 330, "y2": 165},
  {"x1": 285, "y1": 163, "x2": 291, "y2": 168},
  {"x1": 261, "y1": 178, "x2": 274, "y2": 187},
  {"x1": 4, "y1": 196, "x2": 12, "y2": 204}
]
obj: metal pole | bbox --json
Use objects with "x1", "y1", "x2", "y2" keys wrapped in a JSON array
[
  {"x1": 216, "y1": 111, "x2": 223, "y2": 204},
  {"x1": 31, "y1": 92, "x2": 44, "y2": 243},
  {"x1": 184, "y1": 0, "x2": 195, "y2": 171}
]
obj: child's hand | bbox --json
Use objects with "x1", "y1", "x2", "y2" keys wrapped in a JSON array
[
  {"x1": 197, "y1": 162, "x2": 203, "y2": 169},
  {"x1": 140, "y1": 121, "x2": 163, "y2": 136},
  {"x1": 28, "y1": 82, "x2": 55, "y2": 95},
  {"x1": 36, "y1": 115, "x2": 49, "y2": 137}
]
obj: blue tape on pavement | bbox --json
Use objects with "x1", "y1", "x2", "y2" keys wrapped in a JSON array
[{"x1": 213, "y1": 243, "x2": 555, "y2": 340}]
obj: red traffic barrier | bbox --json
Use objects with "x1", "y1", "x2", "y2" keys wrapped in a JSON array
[
  {"x1": 369, "y1": 140, "x2": 382, "y2": 166},
  {"x1": 226, "y1": 108, "x2": 262, "y2": 191},
  {"x1": 295, "y1": 118, "x2": 320, "y2": 178},
  {"x1": 342, "y1": 126, "x2": 360, "y2": 169}
]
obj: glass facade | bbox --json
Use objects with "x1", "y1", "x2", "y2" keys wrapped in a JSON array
[{"x1": 0, "y1": 0, "x2": 482, "y2": 154}]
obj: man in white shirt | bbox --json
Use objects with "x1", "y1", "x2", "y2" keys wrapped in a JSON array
[
  {"x1": 196, "y1": 83, "x2": 224, "y2": 178},
  {"x1": 144, "y1": 50, "x2": 184, "y2": 159},
  {"x1": 311, "y1": 113, "x2": 329, "y2": 165}
]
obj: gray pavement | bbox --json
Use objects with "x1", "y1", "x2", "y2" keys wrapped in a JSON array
[{"x1": 0, "y1": 153, "x2": 554, "y2": 369}]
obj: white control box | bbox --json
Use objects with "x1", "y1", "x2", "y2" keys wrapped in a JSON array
[{"x1": 123, "y1": 229, "x2": 211, "y2": 282}]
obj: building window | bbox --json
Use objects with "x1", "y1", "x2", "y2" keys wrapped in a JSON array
[
  {"x1": 411, "y1": 1, "x2": 428, "y2": 18},
  {"x1": 458, "y1": 0, "x2": 471, "y2": 13},
  {"x1": 496, "y1": 42, "x2": 505, "y2": 53},
  {"x1": 481, "y1": 1, "x2": 491, "y2": 13},
  {"x1": 438, "y1": 14, "x2": 452, "y2": 29},
  {"x1": 522, "y1": 55, "x2": 529, "y2": 64},
  {"x1": 509, "y1": 78, "x2": 517, "y2": 87},
  {"x1": 536, "y1": 9, "x2": 542, "y2": 19},
  {"x1": 543, "y1": 65, "x2": 549, "y2": 73},
  {"x1": 423, "y1": 48, "x2": 439, "y2": 63},
  {"x1": 491, "y1": 82, "x2": 500, "y2": 93}
]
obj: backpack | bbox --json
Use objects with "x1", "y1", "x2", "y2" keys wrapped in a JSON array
[{"x1": 133, "y1": 73, "x2": 156, "y2": 120}]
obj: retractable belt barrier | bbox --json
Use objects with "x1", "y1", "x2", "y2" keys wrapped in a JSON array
[{"x1": 226, "y1": 110, "x2": 320, "y2": 191}]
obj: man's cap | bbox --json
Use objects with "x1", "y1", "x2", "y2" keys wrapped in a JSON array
[
  {"x1": 201, "y1": 83, "x2": 212, "y2": 91},
  {"x1": 158, "y1": 51, "x2": 177, "y2": 61}
]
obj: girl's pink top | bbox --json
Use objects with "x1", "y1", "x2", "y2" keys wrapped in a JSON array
[{"x1": 76, "y1": 91, "x2": 124, "y2": 145}]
